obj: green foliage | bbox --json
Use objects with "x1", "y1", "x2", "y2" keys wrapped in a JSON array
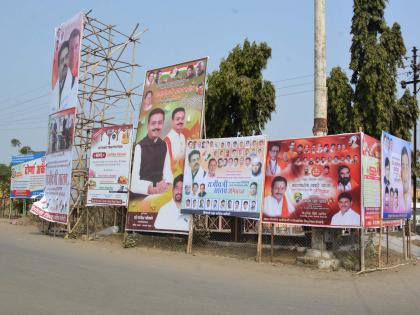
[
  {"x1": 10, "y1": 138, "x2": 34, "y2": 155},
  {"x1": 19, "y1": 146, "x2": 34, "y2": 155},
  {"x1": 390, "y1": 89, "x2": 419, "y2": 140},
  {"x1": 0, "y1": 163, "x2": 11, "y2": 198},
  {"x1": 327, "y1": 0, "x2": 418, "y2": 142},
  {"x1": 327, "y1": 67, "x2": 354, "y2": 134},
  {"x1": 10, "y1": 138, "x2": 21, "y2": 148},
  {"x1": 205, "y1": 39, "x2": 276, "y2": 137}
]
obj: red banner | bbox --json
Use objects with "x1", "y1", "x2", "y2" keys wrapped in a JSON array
[{"x1": 262, "y1": 134, "x2": 362, "y2": 228}]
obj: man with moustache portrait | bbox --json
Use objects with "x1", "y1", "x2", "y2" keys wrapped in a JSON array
[
  {"x1": 130, "y1": 108, "x2": 173, "y2": 196},
  {"x1": 164, "y1": 107, "x2": 187, "y2": 173}
]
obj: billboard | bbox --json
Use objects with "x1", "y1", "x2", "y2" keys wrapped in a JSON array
[
  {"x1": 361, "y1": 134, "x2": 381, "y2": 227},
  {"x1": 30, "y1": 108, "x2": 76, "y2": 224},
  {"x1": 87, "y1": 125, "x2": 133, "y2": 206},
  {"x1": 262, "y1": 134, "x2": 362, "y2": 228},
  {"x1": 51, "y1": 12, "x2": 84, "y2": 114},
  {"x1": 127, "y1": 58, "x2": 208, "y2": 233},
  {"x1": 10, "y1": 152, "x2": 46, "y2": 199},
  {"x1": 180, "y1": 136, "x2": 266, "y2": 219},
  {"x1": 381, "y1": 131, "x2": 412, "y2": 219}
]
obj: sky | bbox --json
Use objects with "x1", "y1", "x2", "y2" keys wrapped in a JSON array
[{"x1": 0, "y1": 0, "x2": 419, "y2": 164}]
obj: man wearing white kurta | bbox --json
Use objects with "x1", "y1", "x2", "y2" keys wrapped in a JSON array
[
  {"x1": 130, "y1": 108, "x2": 173, "y2": 195},
  {"x1": 331, "y1": 192, "x2": 360, "y2": 226},
  {"x1": 154, "y1": 175, "x2": 190, "y2": 231},
  {"x1": 164, "y1": 107, "x2": 186, "y2": 165},
  {"x1": 264, "y1": 176, "x2": 295, "y2": 218}
]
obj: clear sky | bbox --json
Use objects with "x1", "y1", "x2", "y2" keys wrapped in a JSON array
[{"x1": 0, "y1": 0, "x2": 419, "y2": 163}]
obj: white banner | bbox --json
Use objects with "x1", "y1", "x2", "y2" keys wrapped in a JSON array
[{"x1": 87, "y1": 125, "x2": 133, "y2": 206}]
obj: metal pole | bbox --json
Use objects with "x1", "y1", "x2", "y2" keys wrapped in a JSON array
[
  {"x1": 412, "y1": 46, "x2": 418, "y2": 234},
  {"x1": 386, "y1": 226, "x2": 389, "y2": 264}
]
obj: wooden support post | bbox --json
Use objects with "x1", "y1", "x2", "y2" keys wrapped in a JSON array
[
  {"x1": 186, "y1": 215, "x2": 194, "y2": 254},
  {"x1": 22, "y1": 199, "x2": 27, "y2": 216},
  {"x1": 270, "y1": 224, "x2": 275, "y2": 262},
  {"x1": 403, "y1": 222, "x2": 407, "y2": 261},
  {"x1": 360, "y1": 228, "x2": 365, "y2": 272},
  {"x1": 407, "y1": 220, "x2": 411, "y2": 259},
  {"x1": 256, "y1": 219, "x2": 263, "y2": 263},
  {"x1": 386, "y1": 226, "x2": 389, "y2": 265},
  {"x1": 377, "y1": 223, "x2": 383, "y2": 268},
  {"x1": 8, "y1": 199, "x2": 12, "y2": 220}
]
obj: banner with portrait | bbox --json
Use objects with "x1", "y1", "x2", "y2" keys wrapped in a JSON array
[
  {"x1": 51, "y1": 12, "x2": 84, "y2": 114},
  {"x1": 180, "y1": 136, "x2": 266, "y2": 218},
  {"x1": 30, "y1": 108, "x2": 76, "y2": 224},
  {"x1": 381, "y1": 131, "x2": 412, "y2": 219},
  {"x1": 262, "y1": 134, "x2": 362, "y2": 228},
  {"x1": 87, "y1": 125, "x2": 133, "y2": 206},
  {"x1": 10, "y1": 152, "x2": 46, "y2": 199},
  {"x1": 126, "y1": 58, "x2": 208, "y2": 233}
]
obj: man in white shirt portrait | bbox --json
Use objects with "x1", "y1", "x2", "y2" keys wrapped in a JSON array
[
  {"x1": 184, "y1": 150, "x2": 207, "y2": 185},
  {"x1": 164, "y1": 107, "x2": 186, "y2": 172},
  {"x1": 154, "y1": 175, "x2": 190, "y2": 232},
  {"x1": 263, "y1": 176, "x2": 295, "y2": 218},
  {"x1": 330, "y1": 192, "x2": 360, "y2": 226},
  {"x1": 130, "y1": 108, "x2": 173, "y2": 196}
]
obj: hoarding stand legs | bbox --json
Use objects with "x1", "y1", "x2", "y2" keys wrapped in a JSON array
[
  {"x1": 360, "y1": 228, "x2": 365, "y2": 272},
  {"x1": 186, "y1": 215, "x2": 194, "y2": 254}
]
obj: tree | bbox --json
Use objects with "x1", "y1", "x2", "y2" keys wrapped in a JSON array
[
  {"x1": 327, "y1": 0, "x2": 418, "y2": 141},
  {"x1": 327, "y1": 67, "x2": 353, "y2": 134},
  {"x1": 0, "y1": 163, "x2": 11, "y2": 200},
  {"x1": 10, "y1": 138, "x2": 21, "y2": 148},
  {"x1": 10, "y1": 138, "x2": 34, "y2": 155},
  {"x1": 205, "y1": 39, "x2": 276, "y2": 138}
]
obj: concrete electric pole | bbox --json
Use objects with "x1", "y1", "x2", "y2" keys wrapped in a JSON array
[{"x1": 313, "y1": 0, "x2": 328, "y2": 136}]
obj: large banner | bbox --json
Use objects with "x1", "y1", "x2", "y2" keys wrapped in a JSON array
[
  {"x1": 30, "y1": 108, "x2": 76, "y2": 224},
  {"x1": 51, "y1": 12, "x2": 83, "y2": 114},
  {"x1": 361, "y1": 134, "x2": 382, "y2": 227},
  {"x1": 180, "y1": 136, "x2": 266, "y2": 218},
  {"x1": 262, "y1": 134, "x2": 362, "y2": 228},
  {"x1": 87, "y1": 125, "x2": 133, "y2": 206},
  {"x1": 127, "y1": 58, "x2": 208, "y2": 233},
  {"x1": 381, "y1": 131, "x2": 412, "y2": 219},
  {"x1": 10, "y1": 152, "x2": 46, "y2": 199}
]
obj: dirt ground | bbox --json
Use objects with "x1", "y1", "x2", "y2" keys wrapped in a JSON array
[{"x1": 1, "y1": 217, "x2": 420, "y2": 315}]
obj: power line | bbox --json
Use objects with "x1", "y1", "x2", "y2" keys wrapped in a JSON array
[
  {"x1": 0, "y1": 93, "x2": 50, "y2": 112},
  {"x1": 0, "y1": 83, "x2": 49, "y2": 104}
]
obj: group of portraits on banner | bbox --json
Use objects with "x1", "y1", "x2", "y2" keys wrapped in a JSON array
[
  {"x1": 381, "y1": 131, "x2": 412, "y2": 220},
  {"x1": 262, "y1": 134, "x2": 362, "y2": 227},
  {"x1": 180, "y1": 136, "x2": 267, "y2": 219},
  {"x1": 126, "y1": 58, "x2": 208, "y2": 233}
]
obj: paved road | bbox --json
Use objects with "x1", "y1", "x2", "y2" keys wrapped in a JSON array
[{"x1": 1, "y1": 221, "x2": 420, "y2": 315}]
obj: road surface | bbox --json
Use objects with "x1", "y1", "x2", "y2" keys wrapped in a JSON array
[{"x1": 0, "y1": 219, "x2": 419, "y2": 315}]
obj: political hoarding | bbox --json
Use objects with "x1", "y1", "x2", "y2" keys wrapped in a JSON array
[
  {"x1": 30, "y1": 108, "x2": 76, "y2": 224},
  {"x1": 361, "y1": 134, "x2": 382, "y2": 227},
  {"x1": 180, "y1": 136, "x2": 267, "y2": 219},
  {"x1": 51, "y1": 12, "x2": 84, "y2": 114},
  {"x1": 87, "y1": 125, "x2": 133, "y2": 206},
  {"x1": 10, "y1": 152, "x2": 46, "y2": 199},
  {"x1": 381, "y1": 131, "x2": 412, "y2": 219},
  {"x1": 361, "y1": 134, "x2": 402, "y2": 227},
  {"x1": 126, "y1": 58, "x2": 208, "y2": 233},
  {"x1": 262, "y1": 134, "x2": 362, "y2": 228}
]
